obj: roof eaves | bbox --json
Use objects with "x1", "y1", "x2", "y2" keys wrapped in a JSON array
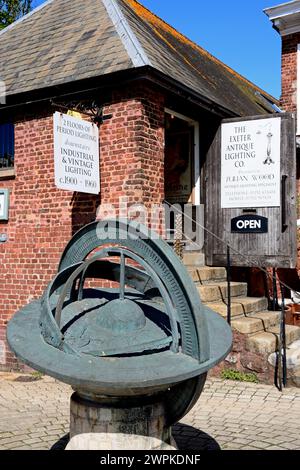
[
  {"x1": 0, "y1": 0, "x2": 53, "y2": 38},
  {"x1": 103, "y1": 0, "x2": 151, "y2": 67},
  {"x1": 264, "y1": 0, "x2": 300, "y2": 20},
  {"x1": 145, "y1": 66, "x2": 238, "y2": 118}
]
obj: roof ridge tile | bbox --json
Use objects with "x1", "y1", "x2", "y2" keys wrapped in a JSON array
[{"x1": 103, "y1": 0, "x2": 150, "y2": 67}]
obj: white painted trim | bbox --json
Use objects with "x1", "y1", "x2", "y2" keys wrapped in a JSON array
[
  {"x1": 165, "y1": 108, "x2": 201, "y2": 205},
  {"x1": 275, "y1": 22, "x2": 300, "y2": 36},
  {"x1": 193, "y1": 122, "x2": 201, "y2": 206},
  {"x1": 0, "y1": 0, "x2": 53, "y2": 38},
  {"x1": 265, "y1": 1, "x2": 300, "y2": 36},
  {"x1": 297, "y1": 44, "x2": 300, "y2": 135},
  {"x1": 264, "y1": 1, "x2": 300, "y2": 20},
  {"x1": 165, "y1": 108, "x2": 196, "y2": 124},
  {"x1": 102, "y1": 0, "x2": 150, "y2": 68}
]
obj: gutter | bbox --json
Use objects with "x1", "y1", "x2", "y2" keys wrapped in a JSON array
[{"x1": 0, "y1": 66, "x2": 236, "y2": 119}]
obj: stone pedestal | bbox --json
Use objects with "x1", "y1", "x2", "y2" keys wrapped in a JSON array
[{"x1": 66, "y1": 392, "x2": 176, "y2": 450}]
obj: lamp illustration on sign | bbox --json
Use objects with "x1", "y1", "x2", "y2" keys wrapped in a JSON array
[
  {"x1": 257, "y1": 123, "x2": 275, "y2": 166},
  {"x1": 263, "y1": 131, "x2": 275, "y2": 166}
]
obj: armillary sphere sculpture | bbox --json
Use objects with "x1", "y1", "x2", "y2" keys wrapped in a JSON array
[{"x1": 7, "y1": 220, "x2": 232, "y2": 450}]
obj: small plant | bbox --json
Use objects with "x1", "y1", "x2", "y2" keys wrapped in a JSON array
[
  {"x1": 221, "y1": 368, "x2": 258, "y2": 383},
  {"x1": 31, "y1": 371, "x2": 44, "y2": 381}
]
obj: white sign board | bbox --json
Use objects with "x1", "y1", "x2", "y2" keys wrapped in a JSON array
[
  {"x1": 53, "y1": 112, "x2": 100, "y2": 194},
  {"x1": 0, "y1": 189, "x2": 9, "y2": 220},
  {"x1": 221, "y1": 117, "x2": 281, "y2": 208},
  {"x1": 0, "y1": 193, "x2": 5, "y2": 218}
]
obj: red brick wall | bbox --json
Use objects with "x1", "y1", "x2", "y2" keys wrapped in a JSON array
[
  {"x1": 281, "y1": 34, "x2": 299, "y2": 111},
  {"x1": 99, "y1": 85, "x2": 165, "y2": 232},
  {"x1": 281, "y1": 33, "x2": 300, "y2": 113},
  {"x1": 0, "y1": 84, "x2": 165, "y2": 370},
  {"x1": 281, "y1": 34, "x2": 300, "y2": 269},
  {"x1": 0, "y1": 114, "x2": 100, "y2": 370}
]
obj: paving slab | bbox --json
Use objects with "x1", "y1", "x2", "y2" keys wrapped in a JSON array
[{"x1": 0, "y1": 372, "x2": 300, "y2": 450}]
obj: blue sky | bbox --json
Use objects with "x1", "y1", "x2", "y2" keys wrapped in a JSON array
[{"x1": 32, "y1": 0, "x2": 286, "y2": 99}]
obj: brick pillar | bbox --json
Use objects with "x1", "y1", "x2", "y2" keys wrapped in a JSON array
[
  {"x1": 281, "y1": 34, "x2": 300, "y2": 269},
  {"x1": 281, "y1": 34, "x2": 300, "y2": 113},
  {"x1": 99, "y1": 85, "x2": 165, "y2": 234}
]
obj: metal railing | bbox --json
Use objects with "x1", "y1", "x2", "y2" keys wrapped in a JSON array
[{"x1": 163, "y1": 200, "x2": 299, "y2": 391}]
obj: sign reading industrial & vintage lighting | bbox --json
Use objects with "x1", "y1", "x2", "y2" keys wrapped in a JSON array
[
  {"x1": 53, "y1": 112, "x2": 100, "y2": 194},
  {"x1": 221, "y1": 117, "x2": 281, "y2": 208},
  {"x1": 231, "y1": 215, "x2": 268, "y2": 234}
]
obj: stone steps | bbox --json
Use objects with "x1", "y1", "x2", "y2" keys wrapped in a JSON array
[
  {"x1": 183, "y1": 252, "x2": 205, "y2": 267},
  {"x1": 207, "y1": 297, "x2": 268, "y2": 318},
  {"x1": 187, "y1": 266, "x2": 227, "y2": 284},
  {"x1": 231, "y1": 311, "x2": 281, "y2": 335},
  {"x1": 185, "y1": 258, "x2": 300, "y2": 383},
  {"x1": 247, "y1": 325, "x2": 300, "y2": 354},
  {"x1": 197, "y1": 281, "x2": 247, "y2": 303}
]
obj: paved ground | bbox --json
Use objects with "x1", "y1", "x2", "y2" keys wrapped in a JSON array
[{"x1": 0, "y1": 372, "x2": 300, "y2": 451}]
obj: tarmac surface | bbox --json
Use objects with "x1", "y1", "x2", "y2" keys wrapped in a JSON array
[{"x1": 0, "y1": 372, "x2": 300, "y2": 451}]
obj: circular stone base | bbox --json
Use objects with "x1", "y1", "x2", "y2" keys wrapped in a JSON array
[
  {"x1": 66, "y1": 433, "x2": 176, "y2": 450},
  {"x1": 67, "y1": 392, "x2": 176, "y2": 451}
]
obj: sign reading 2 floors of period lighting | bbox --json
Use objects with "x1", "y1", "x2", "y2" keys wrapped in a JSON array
[{"x1": 53, "y1": 112, "x2": 100, "y2": 195}]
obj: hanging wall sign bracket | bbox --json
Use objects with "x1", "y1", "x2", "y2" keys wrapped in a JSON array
[{"x1": 50, "y1": 100, "x2": 113, "y2": 126}]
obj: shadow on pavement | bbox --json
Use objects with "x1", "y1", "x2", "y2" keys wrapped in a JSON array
[
  {"x1": 50, "y1": 425, "x2": 220, "y2": 451},
  {"x1": 51, "y1": 434, "x2": 69, "y2": 450},
  {"x1": 173, "y1": 423, "x2": 221, "y2": 450}
]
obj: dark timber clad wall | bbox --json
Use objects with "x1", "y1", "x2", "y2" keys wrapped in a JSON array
[{"x1": 205, "y1": 113, "x2": 297, "y2": 269}]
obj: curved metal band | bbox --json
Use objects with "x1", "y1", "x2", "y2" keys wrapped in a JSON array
[
  {"x1": 55, "y1": 247, "x2": 180, "y2": 353},
  {"x1": 57, "y1": 219, "x2": 209, "y2": 363}
]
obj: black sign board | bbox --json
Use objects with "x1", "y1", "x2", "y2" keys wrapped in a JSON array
[{"x1": 231, "y1": 215, "x2": 268, "y2": 234}]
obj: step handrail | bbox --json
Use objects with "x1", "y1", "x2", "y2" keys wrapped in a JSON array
[{"x1": 163, "y1": 200, "x2": 295, "y2": 390}]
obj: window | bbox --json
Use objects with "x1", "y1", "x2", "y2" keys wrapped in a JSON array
[{"x1": 0, "y1": 124, "x2": 14, "y2": 169}]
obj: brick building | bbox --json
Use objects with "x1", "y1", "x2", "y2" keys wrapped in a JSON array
[
  {"x1": 265, "y1": 2, "x2": 300, "y2": 295},
  {"x1": 265, "y1": 0, "x2": 300, "y2": 199},
  {"x1": 265, "y1": 1, "x2": 300, "y2": 115},
  {"x1": 0, "y1": 0, "x2": 281, "y2": 372}
]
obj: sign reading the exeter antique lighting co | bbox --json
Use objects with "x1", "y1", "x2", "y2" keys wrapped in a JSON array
[
  {"x1": 221, "y1": 117, "x2": 281, "y2": 209},
  {"x1": 53, "y1": 112, "x2": 100, "y2": 194}
]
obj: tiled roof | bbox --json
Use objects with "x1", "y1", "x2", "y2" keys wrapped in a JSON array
[
  {"x1": 0, "y1": 0, "x2": 132, "y2": 97},
  {"x1": 0, "y1": 0, "x2": 277, "y2": 116}
]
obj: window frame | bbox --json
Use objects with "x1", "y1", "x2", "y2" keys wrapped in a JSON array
[{"x1": 0, "y1": 123, "x2": 15, "y2": 171}]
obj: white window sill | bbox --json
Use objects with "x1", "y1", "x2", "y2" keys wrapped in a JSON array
[{"x1": 0, "y1": 168, "x2": 15, "y2": 179}]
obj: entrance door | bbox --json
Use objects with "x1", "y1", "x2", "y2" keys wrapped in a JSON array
[
  {"x1": 164, "y1": 110, "x2": 201, "y2": 249},
  {"x1": 165, "y1": 120, "x2": 194, "y2": 206}
]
